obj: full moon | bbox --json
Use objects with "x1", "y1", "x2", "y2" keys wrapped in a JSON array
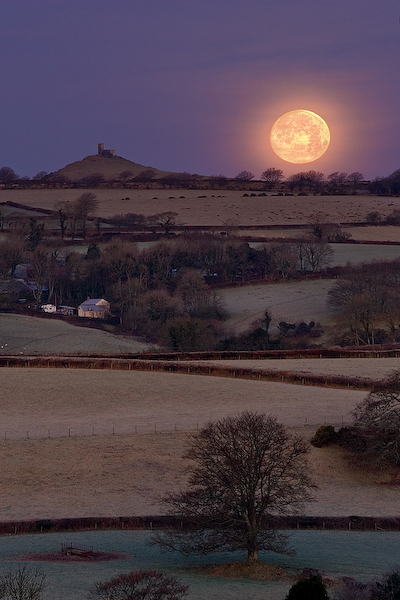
[{"x1": 270, "y1": 109, "x2": 330, "y2": 164}]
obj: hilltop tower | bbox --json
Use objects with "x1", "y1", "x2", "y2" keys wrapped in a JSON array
[{"x1": 97, "y1": 143, "x2": 115, "y2": 157}]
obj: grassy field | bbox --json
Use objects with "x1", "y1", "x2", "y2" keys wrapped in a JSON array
[
  {"x1": 219, "y1": 279, "x2": 335, "y2": 333},
  {"x1": 0, "y1": 314, "x2": 152, "y2": 355},
  {"x1": 1, "y1": 187, "x2": 400, "y2": 528},
  {"x1": 196, "y1": 357, "x2": 400, "y2": 382},
  {"x1": 2, "y1": 366, "x2": 398, "y2": 521},
  {"x1": 1, "y1": 189, "x2": 398, "y2": 225}
]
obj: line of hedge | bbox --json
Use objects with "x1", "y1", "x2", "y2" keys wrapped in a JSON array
[
  {"x1": 2, "y1": 515, "x2": 400, "y2": 536},
  {"x1": 0, "y1": 355, "x2": 378, "y2": 390},
  {"x1": 4, "y1": 345, "x2": 400, "y2": 361}
]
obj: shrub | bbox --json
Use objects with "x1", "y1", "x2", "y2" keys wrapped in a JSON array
[
  {"x1": 285, "y1": 575, "x2": 329, "y2": 599},
  {"x1": 311, "y1": 426, "x2": 337, "y2": 447},
  {"x1": 88, "y1": 570, "x2": 188, "y2": 600}
]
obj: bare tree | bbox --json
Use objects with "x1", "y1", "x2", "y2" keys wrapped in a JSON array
[
  {"x1": 54, "y1": 201, "x2": 72, "y2": 239},
  {"x1": 351, "y1": 370, "x2": 400, "y2": 470},
  {"x1": 156, "y1": 411, "x2": 315, "y2": 564},
  {"x1": 327, "y1": 171, "x2": 348, "y2": 194},
  {"x1": 0, "y1": 565, "x2": 46, "y2": 600},
  {"x1": 74, "y1": 192, "x2": 99, "y2": 238},
  {"x1": 154, "y1": 212, "x2": 179, "y2": 235},
  {"x1": 286, "y1": 171, "x2": 324, "y2": 193},
  {"x1": 119, "y1": 170, "x2": 134, "y2": 182},
  {"x1": 260, "y1": 168, "x2": 284, "y2": 190},
  {"x1": 0, "y1": 166, "x2": 18, "y2": 185},
  {"x1": 32, "y1": 171, "x2": 48, "y2": 181},
  {"x1": 347, "y1": 172, "x2": 364, "y2": 194},
  {"x1": 296, "y1": 239, "x2": 333, "y2": 272},
  {"x1": 88, "y1": 570, "x2": 188, "y2": 600},
  {"x1": 136, "y1": 169, "x2": 156, "y2": 183},
  {"x1": 28, "y1": 247, "x2": 49, "y2": 306},
  {"x1": 235, "y1": 170, "x2": 255, "y2": 182},
  {"x1": 209, "y1": 174, "x2": 228, "y2": 188},
  {"x1": 0, "y1": 236, "x2": 24, "y2": 277}
]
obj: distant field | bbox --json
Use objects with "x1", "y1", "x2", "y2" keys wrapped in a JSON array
[
  {"x1": 198, "y1": 357, "x2": 400, "y2": 382},
  {"x1": 0, "y1": 314, "x2": 151, "y2": 355},
  {"x1": 248, "y1": 241, "x2": 400, "y2": 266},
  {"x1": 0, "y1": 366, "x2": 398, "y2": 520},
  {"x1": 219, "y1": 279, "x2": 335, "y2": 333},
  {"x1": 0, "y1": 367, "x2": 363, "y2": 438},
  {"x1": 0, "y1": 189, "x2": 398, "y2": 226}
]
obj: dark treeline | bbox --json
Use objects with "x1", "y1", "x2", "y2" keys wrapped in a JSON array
[
  {"x1": 0, "y1": 232, "x2": 332, "y2": 350},
  {"x1": 1, "y1": 165, "x2": 400, "y2": 195},
  {"x1": 328, "y1": 258, "x2": 400, "y2": 345}
]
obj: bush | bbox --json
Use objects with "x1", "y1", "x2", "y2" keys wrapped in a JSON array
[
  {"x1": 311, "y1": 426, "x2": 337, "y2": 447},
  {"x1": 332, "y1": 576, "x2": 377, "y2": 600},
  {"x1": 88, "y1": 570, "x2": 188, "y2": 600},
  {"x1": 285, "y1": 575, "x2": 329, "y2": 599}
]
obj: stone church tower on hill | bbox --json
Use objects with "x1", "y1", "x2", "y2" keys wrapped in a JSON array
[{"x1": 98, "y1": 143, "x2": 115, "y2": 157}]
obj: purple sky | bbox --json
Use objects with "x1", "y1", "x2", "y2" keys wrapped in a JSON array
[{"x1": 1, "y1": 0, "x2": 399, "y2": 180}]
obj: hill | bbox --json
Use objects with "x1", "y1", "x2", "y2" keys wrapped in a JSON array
[{"x1": 50, "y1": 153, "x2": 177, "y2": 182}]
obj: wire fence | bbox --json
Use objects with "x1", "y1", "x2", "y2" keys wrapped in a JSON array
[
  {"x1": 0, "y1": 415, "x2": 349, "y2": 442},
  {"x1": 3, "y1": 514, "x2": 400, "y2": 537}
]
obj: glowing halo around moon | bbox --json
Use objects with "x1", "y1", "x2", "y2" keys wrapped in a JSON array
[{"x1": 270, "y1": 109, "x2": 330, "y2": 164}]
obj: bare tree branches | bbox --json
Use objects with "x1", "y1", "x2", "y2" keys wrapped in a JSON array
[
  {"x1": 88, "y1": 570, "x2": 188, "y2": 600},
  {"x1": 156, "y1": 412, "x2": 315, "y2": 564}
]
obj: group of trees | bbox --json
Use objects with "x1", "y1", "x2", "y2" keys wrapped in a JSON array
[
  {"x1": 0, "y1": 228, "x2": 335, "y2": 348},
  {"x1": 285, "y1": 569, "x2": 400, "y2": 600},
  {"x1": 312, "y1": 368, "x2": 400, "y2": 476},
  {"x1": 234, "y1": 168, "x2": 367, "y2": 195},
  {"x1": 2, "y1": 160, "x2": 400, "y2": 195},
  {"x1": 3, "y1": 163, "x2": 400, "y2": 195},
  {"x1": 55, "y1": 192, "x2": 99, "y2": 239},
  {"x1": 328, "y1": 259, "x2": 400, "y2": 345}
]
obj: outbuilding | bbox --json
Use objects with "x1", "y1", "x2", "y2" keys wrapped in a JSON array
[{"x1": 78, "y1": 298, "x2": 110, "y2": 319}]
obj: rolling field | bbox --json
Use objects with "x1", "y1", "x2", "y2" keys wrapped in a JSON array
[
  {"x1": 1, "y1": 188, "x2": 397, "y2": 225},
  {"x1": 219, "y1": 279, "x2": 335, "y2": 332},
  {"x1": 198, "y1": 357, "x2": 400, "y2": 383},
  {"x1": 2, "y1": 366, "x2": 399, "y2": 521},
  {"x1": 0, "y1": 314, "x2": 151, "y2": 355}
]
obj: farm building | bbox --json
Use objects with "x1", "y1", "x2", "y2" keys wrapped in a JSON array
[
  {"x1": 78, "y1": 298, "x2": 110, "y2": 319},
  {"x1": 57, "y1": 305, "x2": 77, "y2": 316}
]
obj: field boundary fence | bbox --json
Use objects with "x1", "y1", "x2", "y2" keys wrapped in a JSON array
[
  {"x1": 2, "y1": 515, "x2": 400, "y2": 536},
  {"x1": 0, "y1": 355, "x2": 380, "y2": 391}
]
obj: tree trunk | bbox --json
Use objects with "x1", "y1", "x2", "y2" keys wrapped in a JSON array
[{"x1": 246, "y1": 548, "x2": 259, "y2": 564}]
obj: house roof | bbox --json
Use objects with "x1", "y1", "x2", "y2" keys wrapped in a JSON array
[{"x1": 79, "y1": 298, "x2": 109, "y2": 310}]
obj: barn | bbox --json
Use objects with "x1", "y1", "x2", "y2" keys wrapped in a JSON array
[{"x1": 78, "y1": 298, "x2": 110, "y2": 319}]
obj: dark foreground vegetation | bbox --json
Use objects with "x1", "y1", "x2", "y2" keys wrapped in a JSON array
[
  {"x1": 1, "y1": 160, "x2": 400, "y2": 196},
  {"x1": 312, "y1": 369, "x2": 400, "y2": 481}
]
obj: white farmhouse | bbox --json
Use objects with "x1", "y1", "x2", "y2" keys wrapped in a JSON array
[{"x1": 78, "y1": 298, "x2": 110, "y2": 319}]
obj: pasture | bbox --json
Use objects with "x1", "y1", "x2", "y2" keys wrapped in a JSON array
[
  {"x1": 0, "y1": 314, "x2": 151, "y2": 355},
  {"x1": 219, "y1": 279, "x2": 335, "y2": 332},
  {"x1": 201, "y1": 357, "x2": 400, "y2": 382},
  {"x1": 2, "y1": 530, "x2": 400, "y2": 600},
  {"x1": 1, "y1": 366, "x2": 399, "y2": 521},
  {"x1": 0, "y1": 188, "x2": 397, "y2": 225}
]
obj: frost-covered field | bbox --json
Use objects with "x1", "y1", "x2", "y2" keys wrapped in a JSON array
[
  {"x1": 200, "y1": 357, "x2": 400, "y2": 382},
  {"x1": 0, "y1": 367, "x2": 399, "y2": 521},
  {"x1": 1, "y1": 189, "x2": 398, "y2": 225}
]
